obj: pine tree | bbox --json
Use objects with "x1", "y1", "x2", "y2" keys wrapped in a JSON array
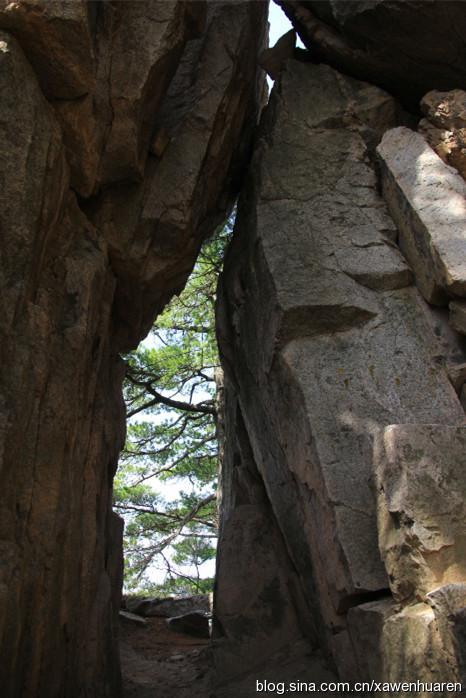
[{"x1": 113, "y1": 220, "x2": 231, "y2": 594}]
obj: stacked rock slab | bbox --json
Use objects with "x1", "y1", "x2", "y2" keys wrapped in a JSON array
[
  {"x1": 0, "y1": 1, "x2": 267, "y2": 696},
  {"x1": 214, "y1": 58, "x2": 466, "y2": 690},
  {"x1": 377, "y1": 127, "x2": 466, "y2": 305}
]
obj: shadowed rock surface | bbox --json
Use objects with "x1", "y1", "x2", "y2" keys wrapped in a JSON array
[
  {"x1": 167, "y1": 612, "x2": 210, "y2": 639},
  {"x1": 277, "y1": 0, "x2": 466, "y2": 105},
  {"x1": 0, "y1": 2, "x2": 267, "y2": 696},
  {"x1": 375, "y1": 425, "x2": 466, "y2": 603}
]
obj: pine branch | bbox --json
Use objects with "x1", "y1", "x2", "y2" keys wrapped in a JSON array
[
  {"x1": 113, "y1": 503, "x2": 217, "y2": 531},
  {"x1": 129, "y1": 440, "x2": 217, "y2": 485},
  {"x1": 130, "y1": 494, "x2": 217, "y2": 577},
  {"x1": 126, "y1": 376, "x2": 216, "y2": 417}
]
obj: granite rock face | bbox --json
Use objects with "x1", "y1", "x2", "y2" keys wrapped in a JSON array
[
  {"x1": 375, "y1": 425, "x2": 466, "y2": 603},
  {"x1": 0, "y1": 3, "x2": 267, "y2": 697},
  {"x1": 377, "y1": 127, "x2": 466, "y2": 305},
  {"x1": 419, "y1": 90, "x2": 466, "y2": 181},
  {"x1": 215, "y1": 57, "x2": 466, "y2": 688},
  {"x1": 3, "y1": 0, "x2": 466, "y2": 694},
  {"x1": 167, "y1": 612, "x2": 210, "y2": 639},
  {"x1": 348, "y1": 599, "x2": 453, "y2": 688}
]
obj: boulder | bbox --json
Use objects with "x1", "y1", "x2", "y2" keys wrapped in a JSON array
[
  {"x1": 0, "y1": 29, "x2": 68, "y2": 332},
  {"x1": 126, "y1": 594, "x2": 211, "y2": 618},
  {"x1": 89, "y1": 0, "x2": 268, "y2": 349},
  {"x1": 277, "y1": 1, "x2": 466, "y2": 105},
  {"x1": 418, "y1": 120, "x2": 466, "y2": 185},
  {"x1": 0, "y1": 29, "x2": 122, "y2": 698},
  {"x1": 4, "y1": 1, "x2": 466, "y2": 694},
  {"x1": 447, "y1": 362, "x2": 466, "y2": 394},
  {"x1": 215, "y1": 59, "x2": 465, "y2": 682},
  {"x1": 98, "y1": 0, "x2": 202, "y2": 184},
  {"x1": 213, "y1": 640, "x2": 343, "y2": 698},
  {"x1": 413, "y1": 301, "x2": 466, "y2": 400},
  {"x1": 0, "y1": 3, "x2": 267, "y2": 696},
  {"x1": 213, "y1": 387, "x2": 308, "y2": 680},
  {"x1": 53, "y1": 94, "x2": 103, "y2": 198},
  {"x1": 377, "y1": 127, "x2": 466, "y2": 304},
  {"x1": 167, "y1": 612, "x2": 210, "y2": 639}
]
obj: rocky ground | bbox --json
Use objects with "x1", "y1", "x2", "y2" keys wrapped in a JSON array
[
  {"x1": 120, "y1": 615, "x2": 212, "y2": 698},
  {"x1": 119, "y1": 616, "x2": 345, "y2": 698}
]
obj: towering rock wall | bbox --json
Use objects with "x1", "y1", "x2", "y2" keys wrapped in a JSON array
[
  {"x1": 2, "y1": 1, "x2": 466, "y2": 695},
  {"x1": 0, "y1": 2, "x2": 267, "y2": 696},
  {"x1": 214, "y1": 2, "x2": 466, "y2": 694}
]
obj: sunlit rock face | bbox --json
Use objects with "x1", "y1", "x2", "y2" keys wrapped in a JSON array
[
  {"x1": 215, "y1": 53, "x2": 466, "y2": 692},
  {"x1": 0, "y1": 2, "x2": 267, "y2": 696}
]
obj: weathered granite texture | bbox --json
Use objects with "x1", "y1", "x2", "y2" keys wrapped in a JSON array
[
  {"x1": 377, "y1": 127, "x2": 466, "y2": 305},
  {"x1": 215, "y1": 57, "x2": 466, "y2": 687},
  {"x1": 419, "y1": 90, "x2": 466, "y2": 181},
  {"x1": 348, "y1": 599, "x2": 453, "y2": 688},
  {"x1": 3, "y1": 1, "x2": 466, "y2": 694},
  {"x1": 0, "y1": 2, "x2": 267, "y2": 696},
  {"x1": 375, "y1": 425, "x2": 466, "y2": 603}
]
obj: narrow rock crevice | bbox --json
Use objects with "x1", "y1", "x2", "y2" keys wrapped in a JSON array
[{"x1": 1, "y1": 1, "x2": 466, "y2": 696}]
